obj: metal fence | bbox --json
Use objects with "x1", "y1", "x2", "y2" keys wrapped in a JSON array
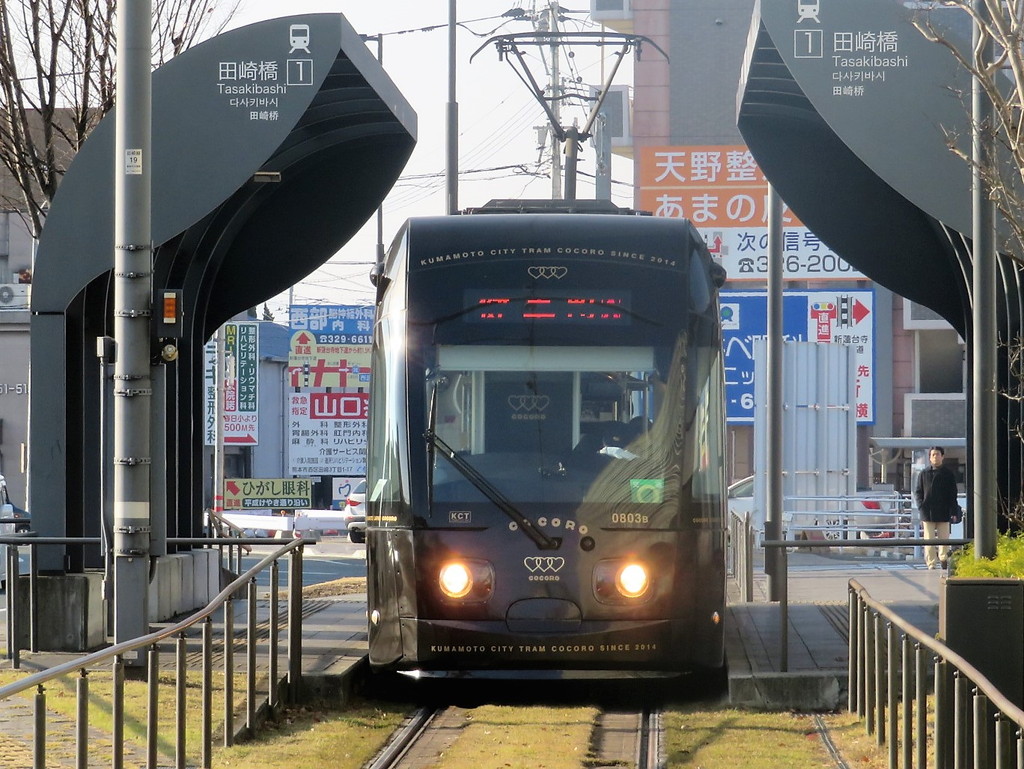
[
  {"x1": 0, "y1": 536, "x2": 305, "y2": 769},
  {"x1": 849, "y1": 578, "x2": 1024, "y2": 769}
]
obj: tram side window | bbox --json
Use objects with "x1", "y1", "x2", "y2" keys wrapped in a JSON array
[{"x1": 368, "y1": 318, "x2": 406, "y2": 509}]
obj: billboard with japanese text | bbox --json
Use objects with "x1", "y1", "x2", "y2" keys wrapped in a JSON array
[
  {"x1": 721, "y1": 289, "x2": 875, "y2": 424},
  {"x1": 203, "y1": 321, "x2": 260, "y2": 445},
  {"x1": 287, "y1": 305, "x2": 373, "y2": 476},
  {"x1": 638, "y1": 145, "x2": 865, "y2": 281}
]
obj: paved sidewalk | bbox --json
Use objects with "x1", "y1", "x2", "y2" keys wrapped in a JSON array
[{"x1": 726, "y1": 552, "x2": 942, "y2": 709}]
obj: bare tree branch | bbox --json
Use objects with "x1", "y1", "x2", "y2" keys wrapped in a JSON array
[
  {"x1": 0, "y1": 0, "x2": 239, "y2": 238},
  {"x1": 913, "y1": 1, "x2": 1024, "y2": 260}
]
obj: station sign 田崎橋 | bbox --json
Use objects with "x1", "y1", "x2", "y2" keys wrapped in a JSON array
[
  {"x1": 287, "y1": 305, "x2": 373, "y2": 477},
  {"x1": 638, "y1": 145, "x2": 865, "y2": 281},
  {"x1": 721, "y1": 289, "x2": 875, "y2": 424}
]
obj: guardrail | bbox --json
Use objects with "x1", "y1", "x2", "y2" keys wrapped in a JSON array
[
  {"x1": 760, "y1": 537, "x2": 971, "y2": 672},
  {"x1": 849, "y1": 578, "x2": 1024, "y2": 769},
  {"x1": 727, "y1": 511, "x2": 755, "y2": 602},
  {"x1": 0, "y1": 537, "x2": 305, "y2": 769}
]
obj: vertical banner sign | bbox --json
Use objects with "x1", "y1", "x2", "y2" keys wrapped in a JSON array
[
  {"x1": 204, "y1": 321, "x2": 260, "y2": 446},
  {"x1": 287, "y1": 305, "x2": 373, "y2": 476},
  {"x1": 721, "y1": 289, "x2": 875, "y2": 424}
]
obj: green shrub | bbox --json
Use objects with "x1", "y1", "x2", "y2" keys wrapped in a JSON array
[{"x1": 952, "y1": 533, "x2": 1024, "y2": 577}]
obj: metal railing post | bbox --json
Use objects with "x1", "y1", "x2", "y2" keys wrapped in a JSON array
[
  {"x1": 147, "y1": 644, "x2": 159, "y2": 769},
  {"x1": 7, "y1": 543, "x2": 18, "y2": 668},
  {"x1": 112, "y1": 654, "x2": 124, "y2": 769},
  {"x1": 954, "y1": 672, "x2": 966, "y2": 769},
  {"x1": 270, "y1": 559, "x2": 280, "y2": 708},
  {"x1": 973, "y1": 691, "x2": 988, "y2": 769},
  {"x1": 848, "y1": 587, "x2": 859, "y2": 714},
  {"x1": 176, "y1": 633, "x2": 187, "y2": 769},
  {"x1": 935, "y1": 658, "x2": 950, "y2": 769},
  {"x1": 288, "y1": 544, "x2": 303, "y2": 702},
  {"x1": 919, "y1": 650, "x2": 931, "y2": 769},
  {"x1": 76, "y1": 671, "x2": 89, "y2": 769},
  {"x1": 779, "y1": 542, "x2": 788, "y2": 672},
  {"x1": 247, "y1": 578, "x2": 257, "y2": 733},
  {"x1": 202, "y1": 617, "x2": 213, "y2": 769},
  {"x1": 865, "y1": 605, "x2": 875, "y2": 735},
  {"x1": 875, "y1": 615, "x2": 885, "y2": 746},
  {"x1": 902, "y1": 633, "x2": 912, "y2": 769},
  {"x1": 28, "y1": 542, "x2": 37, "y2": 652},
  {"x1": 33, "y1": 683, "x2": 45, "y2": 769},
  {"x1": 223, "y1": 598, "x2": 234, "y2": 747}
]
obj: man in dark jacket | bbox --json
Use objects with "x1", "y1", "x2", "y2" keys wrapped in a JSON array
[{"x1": 914, "y1": 446, "x2": 958, "y2": 569}]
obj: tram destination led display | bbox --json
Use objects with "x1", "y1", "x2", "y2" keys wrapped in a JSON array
[{"x1": 464, "y1": 290, "x2": 631, "y2": 324}]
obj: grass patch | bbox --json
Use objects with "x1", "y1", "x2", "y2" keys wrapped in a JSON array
[
  {"x1": 437, "y1": 705, "x2": 598, "y2": 769},
  {"x1": 664, "y1": 705, "x2": 890, "y2": 768},
  {"x1": 0, "y1": 667, "x2": 246, "y2": 766},
  {"x1": 300, "y1": 576, "x2": 366, "y2": 599},
  {"x1": 214, "y1": 700, "x2": 410, "y2": 768}
]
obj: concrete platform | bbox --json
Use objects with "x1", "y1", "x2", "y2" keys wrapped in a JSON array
[{"x1": 726, "y1": 552, "x2": 942, "y2": 710}]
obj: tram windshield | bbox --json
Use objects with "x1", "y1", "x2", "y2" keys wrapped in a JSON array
[{"x1": 427, "y1": 340, "x2": 699, "y2": 511}]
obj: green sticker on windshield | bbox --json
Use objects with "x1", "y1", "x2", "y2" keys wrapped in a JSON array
[{"x1": 630, "y1": 479, "x2": 664, "y2": 503}]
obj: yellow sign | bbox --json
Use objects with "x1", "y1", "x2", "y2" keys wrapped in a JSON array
[{"x1": 224, "y1": 478, "x2": 312, "y2": 509}]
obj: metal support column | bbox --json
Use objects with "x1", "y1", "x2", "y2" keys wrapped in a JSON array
[
  {"x1": 765, "y1": 185, "x2": 784, "y2": 601},
  {"x1": 112, "y1": 0, "x2": 153, "y2": 646},
  {"x1": 972, "y1": 0, "x2": 998, "y2": 559}
]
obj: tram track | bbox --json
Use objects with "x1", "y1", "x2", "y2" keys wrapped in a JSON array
[{"x1": 365, "y1": 703, "x2": 663, "y2": 769}]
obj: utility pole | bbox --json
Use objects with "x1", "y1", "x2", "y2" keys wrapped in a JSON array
[
  {"x1": 113, "y1": 0, "x2": 153, "y2": 646},
  {"x1": 447, "y1": 0, "x2": 459, "y2": 214},
  {"x1": 544, "y1": 2, "x2": 562, "y2": 200}
]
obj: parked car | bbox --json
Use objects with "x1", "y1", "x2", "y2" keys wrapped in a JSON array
[
  {"x1": 727, "y1": 475, "x2": 755, "y2": 523},
  {"x1": 344, "y1": 480, "x2": 366, "y2": 544}
]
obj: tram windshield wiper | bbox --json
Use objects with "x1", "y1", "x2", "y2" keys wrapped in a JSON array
[{"x1": 424, "y1": 429, "x2": 561, "y2": 551}]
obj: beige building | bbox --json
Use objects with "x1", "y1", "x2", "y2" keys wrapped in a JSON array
[{"x1": 594, "y1": 0, "x2": 966, "y2": 493}]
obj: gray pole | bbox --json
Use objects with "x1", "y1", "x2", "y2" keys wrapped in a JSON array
[
  {"x1": 547, "y1": 2, "x2": 562, "y2": 200},
  {"x1": 564, "y1": 125, "x2": 579, "y2": 203},
  {"x1": 765, "y1": 185, "x2": 784, "y2": 601},
  {"x1": 972, "y1": 0, "x2": 997, "y2": 559},
  {"x1": 446, "y1": 0, "x2": 459, "y2": 215},
  {"x1": 113, "y1": 0, "x2": 153, "y2": 644},
  {"x1": 594, "y1": 112, "x2": 611, "y2": 201}
]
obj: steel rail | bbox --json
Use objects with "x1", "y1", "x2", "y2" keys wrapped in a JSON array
[{"x1": 365, "y1": 706, "x2": 441, "y2": 769}]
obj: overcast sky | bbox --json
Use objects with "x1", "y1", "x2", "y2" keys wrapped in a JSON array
[{"x1": 226, "y1": 1, "x2": 635, "y2": 313}]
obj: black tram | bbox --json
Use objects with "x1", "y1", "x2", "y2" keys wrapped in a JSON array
[{"x1": 365, "y1": 201, "x2": 728, "y2": 677}]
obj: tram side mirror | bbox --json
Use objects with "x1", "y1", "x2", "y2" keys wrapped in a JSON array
[
  {"x1": 369, "y1": 264, "x2": 391, "y2": 305},
  {"x1": 709, "y1": 261, "x2": 727, "y2": 288}
]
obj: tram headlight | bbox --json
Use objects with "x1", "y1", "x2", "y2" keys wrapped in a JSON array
[
  {"x1": 437, "y1": 559, "x2": 494, "y2": 602},
  {"x1": 439, "y1": 562, "x2": 473, "y2": 598},
  {"x1": 616, "y1": 563, "x2": 650, "y2": 598},
  {"x1": 594, "y1": 559, "x2": 652, "y2": 604}
]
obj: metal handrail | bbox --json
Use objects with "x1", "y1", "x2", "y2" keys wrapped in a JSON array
[
  {"x1": 849, "y1": 579, "x2": 1024, "y2": 768},
  {"x1": 0, "y1": 536, "x2": 307, "y2": 768},
  {"x1": 761, "y1": 537, "x2": 970, "y2": 672}
]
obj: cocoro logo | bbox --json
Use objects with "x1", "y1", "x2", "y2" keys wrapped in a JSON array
[
  {"x1": 527, "y1": 266, "x2": 568, "y2": 280},
  {"x1": 523, "y1": 556, "x2": 565, "y2": 573},
  {"x1": 507, "y1": 395, "x2": 550, "y2": 412}
]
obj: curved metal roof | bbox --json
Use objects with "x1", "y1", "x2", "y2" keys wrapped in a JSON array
[{"x1": 29, "y1": 14, "x2": 415, "y2": 547}]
